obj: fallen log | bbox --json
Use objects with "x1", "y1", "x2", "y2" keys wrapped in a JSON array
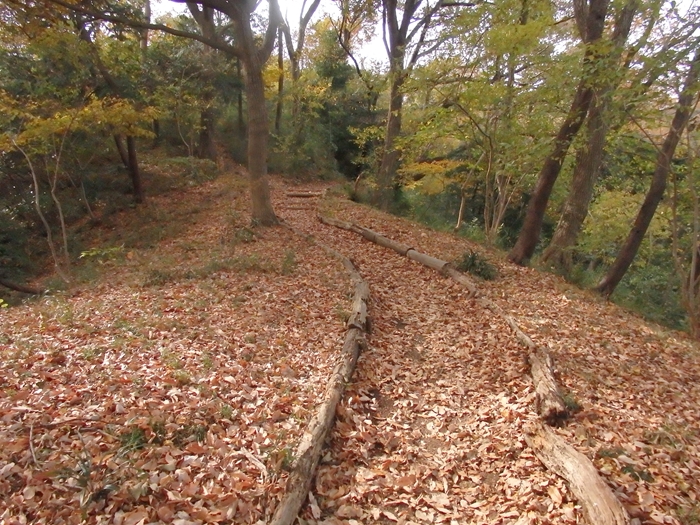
[
  {"x1": 528, "y1": 347, "x2": 569, "y2": 425},
  {"x1": 271, "y1": 226, "x2": 370, "y2": 525},
  {"x1": 406, "y1": 249, "x2": 451, "y2": 274},
  {"x1": 525, "y1": 422, "x2": 631, "y2": 525},
  {"x1": 481, "y1": 301, "x2": 568, "y2": 423},
  {"x1": 318, "y1": 216, "x2": 632, "y2": 525},
  {"x1": 358, "y1": 229, "x2": 412, "y2": 256},
  {"x1": 286, "y1": 191, "x2": 325, "y2": 198},
  {"x1": 317, "y1": 215, "x2": 363, "y2": 236},
  {"x1": 0, "y1": 277, "x2": 42, "y2": 295}
]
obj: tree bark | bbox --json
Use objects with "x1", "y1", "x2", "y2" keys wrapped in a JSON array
[
  {"x1": 243, "y1": 54, "x2": 278, "y2": 225},
  {"x1": 525, "y1": 422, "x2": 630, "y2": 525},
  {"x1": 197, "y1": 105, "x2": 218, "y2": 161},
  {"x1": 275, "y1": 27, "x2": 284, "y2": 133},
  {"x1": 596, "y1": 50, "x2": 700, "y2": 297},
  {"x1": 126, "y1": 136, "x2": 144, "y2": 204},
  {"x1": 508, "y1": 0, "x2": 610, "y2": 265},
  {"x1": 376, "y1": 75, "x2": 404, "y2": 210},
  {"x1": 0, "y1": 277, "x2": 42, "y2": 295},
  {"x1": 541, "y1": 96, "x2": 608, "y2": 270},
  {"x1": 542, "y1": 0, "x2": 639, "y2": 270}
]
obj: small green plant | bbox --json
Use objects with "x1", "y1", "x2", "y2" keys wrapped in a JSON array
[
  {"x1": 621, "y1": 464, "x2": 654, "y2": 482},
  {"x1": 562, "y1": 391, "x2": 582, "y2": 412},
  {"x1": 172, "y1": 370, "x2": 192, "y2": 386},
  {"x1": 143, "y1": 268, "x2": 177, "y2": 287},
  {"x1": 0, "y1": 298, "x2": 8, "y2": 309},
  {"x1": 220, "y1": 404, "x2": 234, "y2": 419},
  {"x1": 233, "y1": 227, "x2": 256, "y2": 244},
  {"x1": 454, "y1": 250, "x2": 498, "y2": 280},
  {"x1": 162, "y1": 350, "x2": 184, "y2": 370},
  {"x1": 597, "y1": 447, "x2": 625, "y2": 458},
  {"x1": 79, "y1": 245, "x2": 124, "y2": 263},
  {"x1": 172, "y1": 424, "x2": 207, "y2": 446},
  {"x1": 333, "y1": 304, "x2": 350, "y2": 323},
  {"x1": 201, "y1": 353, "x2": 214, "y2": 370},
  {"x1": 281, "y1": 250, "x2": 297, "y2": 275},
  {"x1": 149, "y1": 420, "x2": 167, "y2": 445},
  {"x1": 119, "y1": 427, "x2": 147, "y2": 452},
  {"x1": 677, "y1": 502, "x2": 700, "y2": 524}
]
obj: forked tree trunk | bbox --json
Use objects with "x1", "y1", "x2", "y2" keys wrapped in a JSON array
[
  {"x1": 596, "y1": 50, "x2": 700, "y2": 297},
  {"x1": 507, "y1": 84, "x2": 596, "y2": 264},
  {"x1": 541, "y1": 96, "x2": 608, "y2": 270},
  {"x1": 542, "y1": 0, "x2": 638, "y2": 269},
  {"x1": 508, "y1": 0, "x2": 610, "y2": 264}
]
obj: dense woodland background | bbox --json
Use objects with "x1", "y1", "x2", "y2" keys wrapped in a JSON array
[{"x1": 2, "y1": 0, "x2": 700, "y2": 334}]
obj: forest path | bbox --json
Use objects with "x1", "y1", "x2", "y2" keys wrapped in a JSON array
[
  {"x1": 278, "y1": 187, "x2": 571, "y2": 524},
  {"x1": 275, "y1": 181, "x2": 700, "y2": 525}
]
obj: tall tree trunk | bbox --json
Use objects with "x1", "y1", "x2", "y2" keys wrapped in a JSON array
[
  {"x1": 197, "y1": 105, "x2": 218, "y2": 161},
  {"x1": 243, "y1": 56, "x2": 278, "y2": 225},
  {"x1": 508, "y1": 0, "x2": 610, "y2": 264},
  {"x1": 541, "y1": 95, "x2": 608, "y2": 269},
  {"x1": 595, "y1": 51, "x2": 700, "y2": 297},
  {"x1": 237, "y1": 58, "x2": 245, "y2": 134},
  {"x1": 275, "y1": 27, "x2": 284, "y2": 133},
  {"x1": 541, "y1": 0, "x2": 639, "y2": 270},
  {"x1": 114, "y1": 134, "x2": 129, "y2": 167},
  {"x1": 507, "y1": 84, "x2": 596, "y2": 263},
  {"x1": 376, "y1": 74, "x2": 404, "y2": 210},
  {"x1": 140, "y1": 0, "x2": 150, "y2": 59},
  {"x1": 127, "y1": 136, "x2": 144, "y2": 204}
]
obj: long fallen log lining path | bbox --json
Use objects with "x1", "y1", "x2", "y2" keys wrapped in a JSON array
[{"x1": 273, "y1": 186, "x2": 695, "y2": 525}]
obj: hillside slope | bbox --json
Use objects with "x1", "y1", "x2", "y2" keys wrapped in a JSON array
[{"x1": 0, "y1": 170, "x2": 698, "y2": 525}]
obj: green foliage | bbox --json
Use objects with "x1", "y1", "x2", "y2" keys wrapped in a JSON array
[
  {"x1": 0, "y1": 298, "x2": 8, "y2": 309},
  {"x1": 281, "y1": 250, "x2": 297, "y2": 276},
  {"x1": 676, "y1": 502, "x2": 700, "y2": 524},
  {"x1": 454, "y1": 250, "x2": 498, "y2": 280},
  {"x1": 79, "y1": 245, "x2": 124, "y2": 263},
  {"x1": 119, "y1": 427, "x2": 147, "y2": 452}
]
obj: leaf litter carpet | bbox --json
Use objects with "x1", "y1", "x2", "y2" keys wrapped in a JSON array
[{"x1": 0, "y1": 173, "x2": 698, "y2": 525}]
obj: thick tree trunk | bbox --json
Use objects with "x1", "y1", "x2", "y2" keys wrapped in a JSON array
[
  {"x1": 376, "y1": 75, "x2": 404, "y2": 210},
  {"x1": 542, "y1": 96, "x2": 608, "y2": 270},
  {"x1": 508, "y1": 0, "x2": 610, "y2": 265},
  {"x1": 596, "y1": 51, "x2": 700, "y2": 297},
  {"x1": 243, "y1": 57, "x2": 278, "y2": 225}
]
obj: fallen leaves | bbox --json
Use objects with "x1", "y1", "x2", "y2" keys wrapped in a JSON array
[{"x1": 1, "y1": 173, "x2": 699, "y2": 524}]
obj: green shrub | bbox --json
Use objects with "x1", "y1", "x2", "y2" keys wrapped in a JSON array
[{"x1": 454, "y1": 250, "x2": 498, "y2": 280}]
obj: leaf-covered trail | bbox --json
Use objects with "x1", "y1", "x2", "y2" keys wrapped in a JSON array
[
  {"x1": 0, "y1": 172, "x2": 697, "y2": 525},
  {"x1": 283, "y1": 195, "x2": 573, "y2": 524},
  {"x1": 280, "y1": 185, "x2": 699, "y2": 525}
]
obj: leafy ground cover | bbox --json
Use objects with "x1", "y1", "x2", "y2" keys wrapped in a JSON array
[{"x1": 1, "y1": 169, "x2": 699, "y2": 525}]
